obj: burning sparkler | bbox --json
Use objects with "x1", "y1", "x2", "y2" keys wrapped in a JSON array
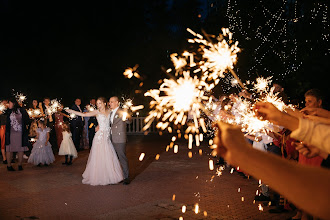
[
  {"x1": 14, "y1": 92, "x2": 27, "y2": 104},
  {"x1": 0, "y1": 102, "x2": 7, "y2": 113},
  {"x1": 144, "y1": 70, "x2": 209, "y2": 136},
  {"x1": 187, "y1": 28, "x2": 243, "y2": 88}
]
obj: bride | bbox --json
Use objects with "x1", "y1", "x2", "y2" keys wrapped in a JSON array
[{"x1": 66, "y1": 97, "x2": 124, "y2": 185}]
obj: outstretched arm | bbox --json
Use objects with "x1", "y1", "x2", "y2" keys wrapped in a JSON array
[
  {"x1": 214, "y1": 122, "x2": 330, "y2": 219},
  {"x1": 66, "y1": 109, "x2": 98, "y2": 117}
]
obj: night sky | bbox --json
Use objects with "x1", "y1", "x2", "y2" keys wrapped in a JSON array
[{"x1": 1, "y1": 0, "x2": 329, "y2": 108}]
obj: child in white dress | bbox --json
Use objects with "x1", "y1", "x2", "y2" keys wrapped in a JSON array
[
  {"x1": 28, "y1": 119, "x2": 55, "y2": 166},
  {"x1": 58, "y1": 121, "x2": 77, "y2": 165}
]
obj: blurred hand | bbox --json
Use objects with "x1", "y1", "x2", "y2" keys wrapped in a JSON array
[
  {"x1": 95, "y1": 125, "x2": 99, "y2": 132},
  {"x1": 294, "y1": 142, "x2": 320, "y2": 158},
  {"x1": 254, "y1": 102, "x2": 284, "y2": 124},
  {"x1": 301, "y1": 107, "x2": 330, "y2": 119},
  {"x1": 214, "y1": 121, "x2": 250, "y2": 165}
]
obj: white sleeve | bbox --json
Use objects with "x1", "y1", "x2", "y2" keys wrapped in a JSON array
[{"x1": 290, "y1": 118, "x2": 330, "y2": 154}]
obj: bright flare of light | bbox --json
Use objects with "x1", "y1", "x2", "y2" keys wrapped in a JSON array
[
  {"x1": 253, "y1": 76, "x2": 272, "y2": 93},
  {"x1": 139, "y1": 153, "x2": 145, "y2": 161}
]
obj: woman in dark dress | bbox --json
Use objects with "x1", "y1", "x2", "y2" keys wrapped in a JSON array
[{"x1": 5, "y1": 98, "x2": 29, "y2": 171}]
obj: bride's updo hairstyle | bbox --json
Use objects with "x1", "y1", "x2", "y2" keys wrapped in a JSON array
[{"x1": 96, "y1": 97, "x2": 108, "y2": 109}]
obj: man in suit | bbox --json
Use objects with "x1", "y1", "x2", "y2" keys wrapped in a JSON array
[
  {"x1": 70, "y1": 98, "x2": 84, "y2": 151},
  {"x1": 109, "y1": 96, "x2": 131, "y2": 185}
]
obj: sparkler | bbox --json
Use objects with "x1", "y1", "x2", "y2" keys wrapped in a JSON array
[
  {"x1": 143, "y1": 70, "x2": 209, "y2": 136},
  {"x1": 27, "y1": 108, "x2": 42, "y2": 118},
  {"x1": 14, "y1": 92, "x2": 27, "y2": 103},
  {"x1": 187, "y1": 28, "x2": 243, "y2": 88},
  {"x1": 0, "y1": 102, "x2": 7, "y2": 113}
]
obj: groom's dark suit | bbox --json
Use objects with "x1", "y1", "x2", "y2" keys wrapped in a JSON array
[
  {"x1": 70, "y1": 104, "x2": 84, "y2": 151},
  {"x1": 110, "y1": 108, "x2": 131, "y2": 181}
]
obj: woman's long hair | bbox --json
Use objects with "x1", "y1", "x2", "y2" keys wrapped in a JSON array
[
  {"x1": 8, "y1": 97, "x2": 20, "y2": 114},
  {"x1": 97, "y1": 97, "x2": 108, "y2": 109}
]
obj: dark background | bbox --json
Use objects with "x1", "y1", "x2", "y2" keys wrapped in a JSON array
[{"x1": 1, "y1": 0, "x2": 329, "y2": 110}]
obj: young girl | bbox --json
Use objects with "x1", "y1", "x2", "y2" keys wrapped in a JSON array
[
  {"x1": 58, "y1": 121, "x2": 77, "y2": 165},
  {"x1": 28, "y1": 119, "x2": 55, "y2": 166}
]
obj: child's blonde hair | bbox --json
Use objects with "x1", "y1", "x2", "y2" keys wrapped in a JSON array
[{"x1": 29, "y1": 120, "x2": 38, "y2": 137}]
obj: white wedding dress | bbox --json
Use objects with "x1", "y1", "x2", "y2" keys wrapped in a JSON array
[{"x1": 82, "y1": 111, "x2": 124, "y2": 185}]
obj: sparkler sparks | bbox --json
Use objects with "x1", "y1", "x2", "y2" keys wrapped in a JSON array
[
  {"x1": 123, "y1": 65, "x2": 140, "y2": 79},
  {"x1": 253, "y1": 76, "x2": 273, "y2": 93},
  {"x1": 14, "y1": 92, "x2": 27, "y2": 103},
  {"x1": 0, "y1": 102, "x2": 7, "y2": 113},
  {"x1": 143, "y1": 70, "x2": 209, "y2": 135}
]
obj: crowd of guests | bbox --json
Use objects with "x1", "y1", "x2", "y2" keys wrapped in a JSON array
[
  {"x1": 214, "y1": 85, "x2": 330, "y2": 220},
  {"x1": 0, "y1": 97, "x2": 99, "y2": 170}
]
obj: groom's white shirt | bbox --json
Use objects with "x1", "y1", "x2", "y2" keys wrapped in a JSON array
[{"x1": 110, "y1": 106, "x2": 119, "y2": 124}]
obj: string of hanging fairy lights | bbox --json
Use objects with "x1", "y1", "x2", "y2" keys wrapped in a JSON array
[{"x1": 225, "y1": 0, "x2": 329, "y2": 79}]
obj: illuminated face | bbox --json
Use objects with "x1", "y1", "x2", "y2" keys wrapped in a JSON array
[
  {"x1": 32, "y1": 100, "x2": 38, "y2": 108},
  {"x1": 44, "y1": 99, "x2": 50, "y2": 106},
  {"x1": 96, "y1": 99, "x2": 106, "y2": 110},
  {"x1": 273, "y1": 84, "x2": 283, "y2": 93},
  {"x1": 75, "y1": 99, "x2": 81, "y2": 106},
  {"x1": 305, "y1": 95, "x2": 322, "y2": 108},
  {"x1": 8, "y1": 101, "x2": 14, "y2": 109},
  {"x1": 109, "y1": 97, "x2": 119, "y2": 110}
]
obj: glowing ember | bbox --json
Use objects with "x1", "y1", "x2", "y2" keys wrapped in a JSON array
[
  {"x1": 209, "y1": 160, "x2": 214, "y2": 171},
  {"x1": 194, "y1": 203, "x2": 199, "y2": 214},
  {"x1": 139, "y1": 153, "x2": 145, "y2": 161}
]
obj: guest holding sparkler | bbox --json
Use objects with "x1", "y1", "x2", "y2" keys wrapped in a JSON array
[
  {"x1": 70, "y1": 98, "x2": 84, "y2": 151},
  {"x1": 214, "y1": 118, "x2": 330, "y2": 220},
  {"x1": 28, "y1": 119, "x2": 55, "y2": 166},
  {"x1": 28, "y1": 99, "x2": 43, "y2": 119},
  {"x1": 42, "y1": 97, "x2": 58, "y2": 151},
  {"x1": 5, "y1": 98, "x2": 29, "y2": 171},
  {"x1": 0, "y1": 100, "x2": 8, "y2": 164}
]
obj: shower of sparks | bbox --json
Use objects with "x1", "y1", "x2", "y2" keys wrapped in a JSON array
[
  {"x1": 144, "y1": 70, "x2": 209, "y2": 135},
  {"x1": 187, "y1": 28, "x2": 243, "y2": 88},
  {"x1": 27, "y1": 108, "x2": 42, "y2": 118},
  {"x1": 0, "y1": 102, "x2": 7, "y2": 112},
  {"x1": 121, "y1": 98, "x2": 144, "y2": 112},
  {"x1": 253, "y1": 76, "x2": 272, "y2": 93},
  {"x1": 46, "y1": 99, "x2": 62, "y2": 116},
  {"x1": 15, "y1": 92, "x2": 27, "y2": 103}
]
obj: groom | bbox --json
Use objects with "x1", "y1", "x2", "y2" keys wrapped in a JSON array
[{"x1": 109, "y1": 96, "x2": 131, "y2": 185}]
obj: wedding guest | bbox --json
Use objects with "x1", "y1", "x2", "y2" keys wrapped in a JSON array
[
  {"x1": 214, "y1": 121, "x2": 330, "y2": 220},
  {"x1": 28, "y1": 119, "x2": 55, "y2": 166},
  {"x1": 5, "y1": 97, "x2": 29, "y2": 171},
  {"x1": 27, "y1": 99, "x2": 43, "y2": 119},
  {"x1": 58, "y1": 121, "x2": 77, "y2": 165},
  {"x1": 42, "y1": 97, "x2": 57, "y2": 151},
  {"x1": 70, "y1": 98, "x2": 84, "y2": 151},
  {"x1": 0, "y1": 100, "x2": 8, "y2": 164}
]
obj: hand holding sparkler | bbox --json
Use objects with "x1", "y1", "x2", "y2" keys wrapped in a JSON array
[
  {"x1": 213, "y1": 121, "x2": 252, "y2": 166},
  {"x1": 254, "y1": 102, "x2": 299, "y2": 132}
]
